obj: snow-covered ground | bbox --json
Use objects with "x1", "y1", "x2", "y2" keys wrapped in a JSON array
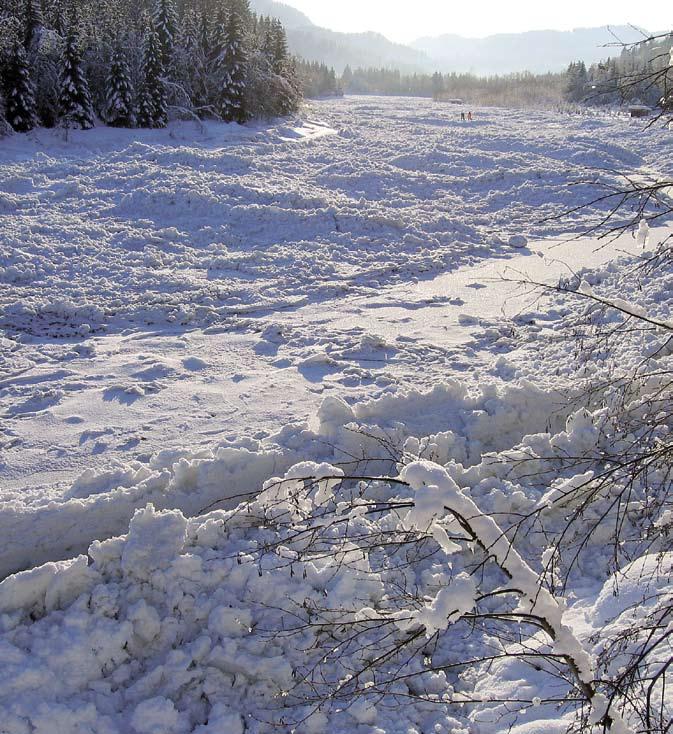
[
  {"x1": 3, "y1": 98, "x2": 668, "y2": 496},
  {"x1": 1, "y1": 97, "x2": 671, "y2": 733}
]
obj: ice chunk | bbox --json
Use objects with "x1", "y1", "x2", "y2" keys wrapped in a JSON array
[
  {"x1": 121, "y1": 505, "x2": 188, "y2": 578},
  {"x1": 508, "y1": 234, "x2": 529, "y2": 248},
  {"x1": 131, "y1": 697, "x2": 183, "y2": 734}
]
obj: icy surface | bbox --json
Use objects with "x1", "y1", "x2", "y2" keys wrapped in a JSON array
[
  {"x1": 1, "y1": 98, "x2": 659, "y2": 498},
  {"x1": 1, "y1": 97, "x2": 672, "y2": 734}
]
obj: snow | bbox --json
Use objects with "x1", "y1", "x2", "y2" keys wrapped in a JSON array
[
  {"x1": 637, "y1": 217, "x2": 650, "y2": 247},
  {"x1": 121, "y1": 504, "x2": 188, "y2": 578},
  {"x1": 401, "y1": 574, "x2": 477, "y2": 636},
  {"x1": 1, "y1": 96, "x2": 672, "y2": 733}
]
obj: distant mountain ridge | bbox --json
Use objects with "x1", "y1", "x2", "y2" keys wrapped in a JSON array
[
  {"x1": 286, "y1": 28, "x2": 430, "y2": 73},
  {"x1": 249, "y1": 3, "x2": 651, "y2": 76},
  {"x1": 412, "y1": 26, "x2": 649, "y2": 75},
  {"x1": 248, "y1": 0, "x2": 315, "y2": 30},
  {"x1": 249, "y1": 0, "x2": 431, "y2": 72}
]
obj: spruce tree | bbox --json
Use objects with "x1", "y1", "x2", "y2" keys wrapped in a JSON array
[
  {"x1": 215, "y1": 0, "x2": 250, "y2": 124},
  {"x1": 199, "y1": 9, "x2": 212, "y2": 59},
  {"x1": 47, "y1": 0, "x2": 67, "y2": 37},
  {"x1": 177, "y1": 8, "x2": 200, "y2": 57},
  {"x1": 270, "y1": 19, "x2": 287, "y2": 75},
  {"x1": 179, "y1": 7, "x2": 213, "y2": 109},
  {"x1": 3, "y1": 41, "x2": 38, "y2": 132},
  {"x1": 260, "y1": 15, "x2": 274, "y2": 60},
  {"x1": 151, "y1": 0, "x2": 176, "y2": 70},
  {"x1": 137, "y1": 26, "x2": 167, "y2": 128},
  {"x1": 277, "y1": 55, "x2": 300, "y2": 114},
  {"x1": 24, "y1": 0, "x2": 44, "y2": 51},
  {"x1": 175, "y1": 8, "x2": 203, "y2": 107},
  {"x1": 105, "y1": 47, "x2": 135, "y2": 127},
  {"x1": 58, "y1": 27, "x2": 95, "y2": 129},
  {"x1": 210, "y1": 6, "x2": 227, "y2": 63},
  {"x1": 564, "y1": 61, "x2": 589, "y2": 103},
  {"x1": 33, "y1": 46, "x2": 60, "y2": 127}
]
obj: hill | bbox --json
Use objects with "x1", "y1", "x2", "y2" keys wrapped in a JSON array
[
  {"x1": 287, "y1": 28, "x2": 430, "y2": 73},
  {"x1": 413, "y1": 25, "x2": 650, "y2": 75},
  {"x1": 248, "y1": 5, "x2": 652, "y2": 76},
  {"x1": 249, "y1": 0, "x2": 430, "y2": 72},
  {"x1": 249, "y1": 0, "x2": 314, "y2": 29}
]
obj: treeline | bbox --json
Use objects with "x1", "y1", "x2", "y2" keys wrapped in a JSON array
[
  {"x1": 296, "y1": 60, "x2": 342, "y2": 99},
  {"x1": 564, "y1": 34, "x2": 673, "y2": 107},
  {"x1": 0, "y1": 0, "x2": 304, "y2": 135},
  {"x1": 341, "y1": 65, "x2": 566, "y2": 108}
]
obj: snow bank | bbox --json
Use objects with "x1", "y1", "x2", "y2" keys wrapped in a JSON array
[
  {"x1": 0, "y1": 493, "x2": 469, "y2": 734},
  {"x1": 0, "y1": 388, "x2": 653, "y2": 732},
  {"x1": 0, "y1": 378, "x2": 572, "y2": 577}
]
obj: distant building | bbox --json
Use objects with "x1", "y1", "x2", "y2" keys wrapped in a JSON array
[{"x1": 628, "y1": 105, "x2": 651, "y2": 118}]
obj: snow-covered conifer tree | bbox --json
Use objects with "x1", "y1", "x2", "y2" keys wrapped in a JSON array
[
  {"x1": 58, "y1": 28, "x2": 95, "y2": 129},
  {"x1": 151, "y1": 0, "x2": 176, "y2": 71},
  {"x1": 46, "y1": 0, "x2": 67, "y2": 38},
  {"x1": 0, "y1": 0, "x2": 300, "y2": 137},
  {"x1": 269, "y1": 18, "x2": 287, "y2": 75},
  {"x1": 24, "y1": 0, "x2": 44, "y2": 51},
  {"x1": 137, "y1": 26, "x2": 167, "y2": 128},
  {"x1": 174, "y1": 7, "x2": 210, "y2": 110},
  {"x1": 199, "y1": 8, "x2": 212, "y2": 59},
  {"x1": 259, "y1": 15, "x2": 273, "y2": 60},
  {"x1": 33, "y1": 43, "x2": 60, "y2": 127},
  {"x1": 564, "y1": 60, "x2": 588, "y2": 102},
  {"x1": 104, "y1": 47, "x2": 135, "y2": 127},
  {"x1": 215, "y1": 0, "x2": 250, "y2": 124},
  {"x1": 3, "y1": 41, "x2": 38, "y2": 132}
]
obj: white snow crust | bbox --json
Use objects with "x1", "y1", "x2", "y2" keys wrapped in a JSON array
[{"x1": 2, "y1": 97, "x2": 672, "y2": 734}]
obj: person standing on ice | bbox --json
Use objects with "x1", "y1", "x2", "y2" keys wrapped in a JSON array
[
  {"x1": 461, "y1": 111, "x2": 466, "y2": 121},
  {"x1": 468, "y1": 111, "x2": 473, "y2": 121}
]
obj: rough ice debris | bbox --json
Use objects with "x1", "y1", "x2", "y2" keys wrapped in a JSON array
[
  {"x1": 131, "y1": 696, "x2": 183, "y2": 734},
  {"x1": 121, "y1": 504, "x2": 188, "y2": 578}
]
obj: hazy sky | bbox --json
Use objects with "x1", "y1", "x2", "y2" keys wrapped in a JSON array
[{"x1": 283, "y1": 0, "x2": 667, "y2": 42}]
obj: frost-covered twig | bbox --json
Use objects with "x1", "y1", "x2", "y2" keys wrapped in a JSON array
[
  {"x1": 399, "y1": 461, "x2": 619, "y2": 722},
  {"x1": 500, "y1": 275, "x2": 673, "y2": 332}
]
